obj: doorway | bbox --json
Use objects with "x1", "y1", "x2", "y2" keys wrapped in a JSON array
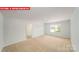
[{"x1": 26, "y1": 24, "x2": 32, "y2": 38}]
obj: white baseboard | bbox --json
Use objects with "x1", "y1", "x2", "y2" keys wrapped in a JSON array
[{"x1": 3, "y1": 38, "x2": 26, "y2": 48}]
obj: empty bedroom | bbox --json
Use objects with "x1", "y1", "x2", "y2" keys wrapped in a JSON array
[{"x1": 0, "y1": 7, "x2": 76, "y2": 52}]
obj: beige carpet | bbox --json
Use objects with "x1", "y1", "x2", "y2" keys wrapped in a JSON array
[{"x1": 2, "y1": 35, "x2": 73, "y2": 52}]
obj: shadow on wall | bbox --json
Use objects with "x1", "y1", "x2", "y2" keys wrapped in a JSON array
[{"x1": 0, "y1": 12, "x2": 4, "y2": 51}]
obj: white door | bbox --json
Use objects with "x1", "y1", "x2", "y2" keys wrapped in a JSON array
[{"x1": 26, "y1": 24, "x2": 32, "y2": 38}]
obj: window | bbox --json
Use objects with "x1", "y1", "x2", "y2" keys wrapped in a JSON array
[{"x1": 50, "y1": 24, "x2": 60, "y2": 32}]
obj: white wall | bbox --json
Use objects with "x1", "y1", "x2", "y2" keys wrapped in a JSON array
[
  {"x1": 4, "y1": 17, "x2": 44, "y2": 46},
  {"x1": 71, "y1": 8, "x2": 79, "y2": 51},
  {"x1": 0, "y1": 12, "x2": 4, "y2": 51},
  {"x1": 32, "y1": 21, "x2": 44, "y2": 38},
  {"x1": 45, "y1": 20, "x2": 70, "y2": 38},
  {"x1": 4, "y1": 18, "x2": 26, "y2": 46}
]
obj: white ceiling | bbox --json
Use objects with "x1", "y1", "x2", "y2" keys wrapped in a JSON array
[{"x1": 0, "y1": 7, "x2": 75, "y2": 22}]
